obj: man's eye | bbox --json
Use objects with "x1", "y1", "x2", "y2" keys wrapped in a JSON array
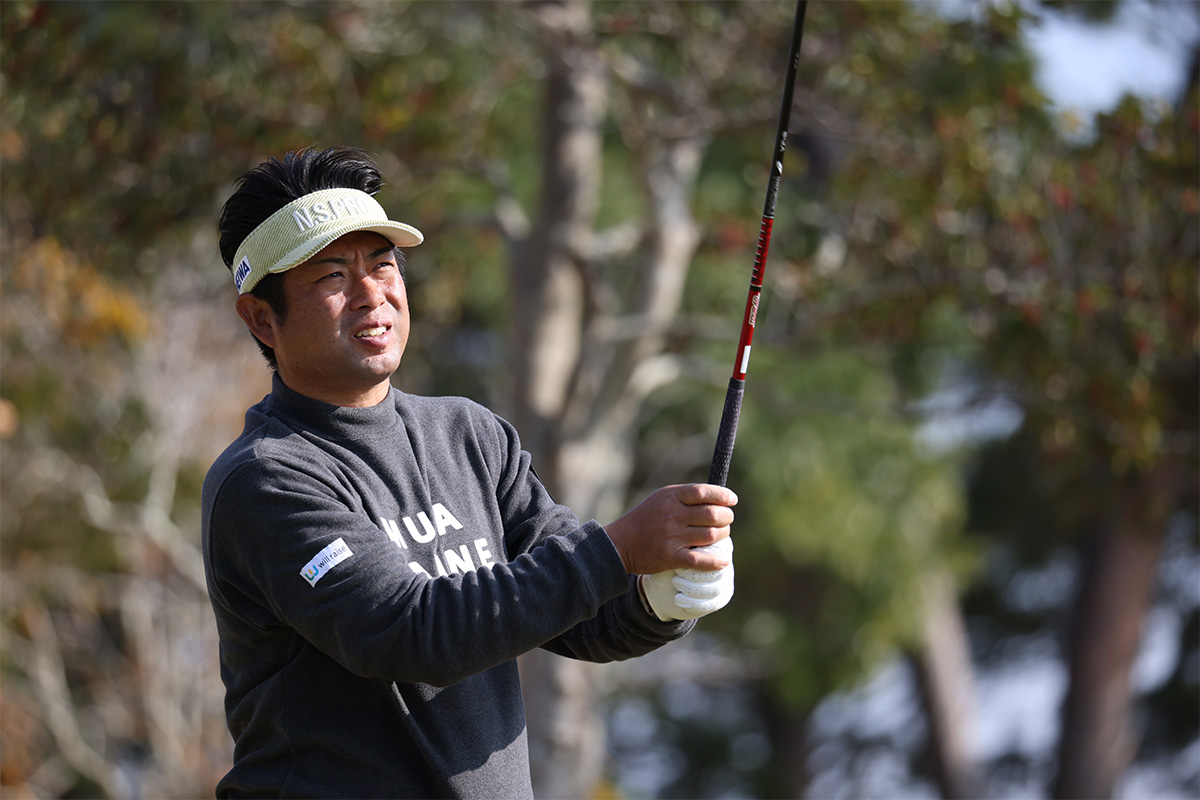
[{"x1": 322, "y1": 271, "x2": 343, "y2": 280}]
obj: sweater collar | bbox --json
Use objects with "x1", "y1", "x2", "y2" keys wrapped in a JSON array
[{"x1": 266, "y1": 373, "x2": 398, "y2": 440}]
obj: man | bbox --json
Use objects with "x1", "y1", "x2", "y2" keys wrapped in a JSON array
[{"x1": 202, "y1": 146, "x2": 736, "y2": 799}]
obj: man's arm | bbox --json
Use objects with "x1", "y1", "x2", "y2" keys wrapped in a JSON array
[
  {"x1": 482, "y1": 407, "x2": 737, "y2": 661},
  {"x1": 207, "y1": 457, "x2": 633, "y2": 688},
  {"x1": 536, "y1": 489, "x2": 738, "y2": 663}
]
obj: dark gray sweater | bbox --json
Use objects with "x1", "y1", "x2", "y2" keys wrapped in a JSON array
[{"x1": 201, "y1": 376, "x2": 692, "y2": 798}]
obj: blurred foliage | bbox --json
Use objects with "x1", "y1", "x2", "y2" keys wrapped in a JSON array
[
  {"x1": 1, "y1": 0, "x2": 1196, "y2": 797},
  {"x1": 811, "y1": 1, "x2": 1198, "y2": 494}
]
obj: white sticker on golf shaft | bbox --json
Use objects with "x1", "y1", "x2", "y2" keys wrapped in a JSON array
[{"x1": 740, "y1": 346, "x2": 752, "y2": 374}]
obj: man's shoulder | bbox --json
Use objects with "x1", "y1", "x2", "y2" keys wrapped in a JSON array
[
  {"x1": 395, "y1": 391, "x2": 505, "y2": 430},
  {"x1": 394, "y1": 392, "x2": 522, "y2": 462},
  {"x1": 202, "y1": 411, "x2": 312, "y2": 496},
  {"x1": 395, "y1": 390, "x2": 489, "y2": 414}
]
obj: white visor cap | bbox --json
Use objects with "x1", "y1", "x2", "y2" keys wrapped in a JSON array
[{"x1": 232, "y1": 187, "x2": 423, "y2": 294}]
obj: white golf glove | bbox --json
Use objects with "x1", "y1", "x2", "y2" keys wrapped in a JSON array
[{"x1": 639, "y1": 537, "x2": 734, "y2": 622}]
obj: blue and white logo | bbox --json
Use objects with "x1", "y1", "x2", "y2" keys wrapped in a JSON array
[
  {"x1": 300, "y1": 537, "x2": 353, "y2": 587},
  {"x1": 234, "y1": 256, "x2": 252, "y2": 291}
]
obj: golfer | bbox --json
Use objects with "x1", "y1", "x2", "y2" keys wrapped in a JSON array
[{"x1": 201, "y1": 146, "x2": 736, "y2": 798}]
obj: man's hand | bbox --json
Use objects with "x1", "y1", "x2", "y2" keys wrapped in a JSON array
[
  {"x1": 640, "y1": 537, "x2": 735, "y2": 621},
  {"x1": 603, "y1": 484, "x2": 736, "y2": 575}
]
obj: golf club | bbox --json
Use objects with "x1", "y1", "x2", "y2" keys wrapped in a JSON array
[{"x1": 708, "y1": 0, "x2": 807, "y2": 488}]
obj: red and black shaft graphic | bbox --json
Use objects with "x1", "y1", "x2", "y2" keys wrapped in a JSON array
[{"x1": 708, "y1": 0, "x2": 807, "y2": 488}]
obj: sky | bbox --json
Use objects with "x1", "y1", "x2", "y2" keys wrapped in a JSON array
[{"x1": 1023, "y1": 0, "x2": 1199, "y2": 122}]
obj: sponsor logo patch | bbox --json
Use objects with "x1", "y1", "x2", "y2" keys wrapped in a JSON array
[
  {"x1": 300, "y1": 537, "x2": 353, "y2": 587},
  {"x1": 234, "y1": 256, "x2": 252, "y2": 291}
]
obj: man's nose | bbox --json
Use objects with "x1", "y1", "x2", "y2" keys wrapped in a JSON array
[{"x1": 351, "y1": 272, "x2": 386, "y2": 309}]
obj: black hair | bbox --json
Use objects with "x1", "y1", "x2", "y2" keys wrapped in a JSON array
[{"x1": 218, "y1": 146, "x2": 402, "y2": 368}]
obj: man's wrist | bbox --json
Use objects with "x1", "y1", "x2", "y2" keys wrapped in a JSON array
[{"x1": 636, "y1": 575, "x2": 657, "y2": 617}]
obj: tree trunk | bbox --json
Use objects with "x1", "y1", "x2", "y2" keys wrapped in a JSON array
[
  {"x1": 1053, "y1": 33, "x2": 1194, "y2": 799},
  {"x1": 758, "y1": 686, "x2": 812, "y2": 798},
  {"x1": 509, "y1": 0, "x2": 603, "y2": 477},
  {"x1": 511, "y1": 4, "x2": 708, "y2": 795},
  {"x1": 911, "y1": 567, "x2": 983, "y2": 800},
  {"x1": 513, "y1": 3, "x2": 608, "y2": 798},
  {"x1": 1053, "y1": 472, "x2": 1169, "y2": 799}
]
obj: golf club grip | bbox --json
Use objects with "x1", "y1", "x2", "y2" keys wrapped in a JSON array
[{"x1": 707, "y1": 378, "x2": 745, "y2": 487}]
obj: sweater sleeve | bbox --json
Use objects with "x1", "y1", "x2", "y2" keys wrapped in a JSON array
[
  {"x1": 482, "y1": 411, "x2": 695, "y2": 660},
  {"x1": 541, "y1": 575, "x2": 696, "y2": 661},
  {"x1": 206, "y1": 454, "x2": 631, "y2": 688}
]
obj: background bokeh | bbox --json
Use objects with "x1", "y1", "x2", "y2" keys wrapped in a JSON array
[{"x1": 1, "y1": 1, "x2": 1197, "y2": 798}]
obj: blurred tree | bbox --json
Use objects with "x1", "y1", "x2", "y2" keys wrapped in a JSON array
[
  {"x1": 780, "y1": 1, "x2": 1199, "y2": 796},
  {"x1": 604, "y1": 1, "x2": 1196, "y2": 796},
  {"x1": 1, "y1": 1, "x2": 523, "y2": 794},
  {"x1": 1, "y1": 1, "x2": 1196, "y2": 798}
]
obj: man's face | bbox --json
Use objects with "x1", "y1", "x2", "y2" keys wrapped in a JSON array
[{"x1": 250, "y1": 230, "x2": 409, "y2": 407}]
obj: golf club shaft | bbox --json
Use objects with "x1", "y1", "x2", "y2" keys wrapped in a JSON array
[{"x1": 708, "y1": 0, "x2": 807, "y2": 488}]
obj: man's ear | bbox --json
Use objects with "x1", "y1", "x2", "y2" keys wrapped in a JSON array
[{"x1": 235, "y1": 293, "x2": 277, "y2": 350}]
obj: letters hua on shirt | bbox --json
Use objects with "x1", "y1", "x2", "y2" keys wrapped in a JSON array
[
  {"x1": 378, "y1": 502, "x2": 497, "y2": 579},
  {"x1": 298, "y1": 500, "x2": 497, "y2": 588}
]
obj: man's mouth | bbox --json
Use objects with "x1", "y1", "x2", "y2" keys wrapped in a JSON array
[{"x1": 355, "y1": 326, "x2": 387, "y2": 339}]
